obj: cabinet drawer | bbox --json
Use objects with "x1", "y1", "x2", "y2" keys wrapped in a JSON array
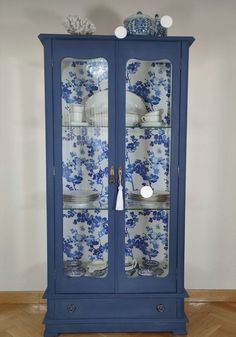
[{"x1": 54, "y1": 298, "x2": 176, "y2": 319}]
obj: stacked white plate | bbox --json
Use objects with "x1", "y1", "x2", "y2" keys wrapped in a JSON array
[
  {"x1": 87, "y1": 112, "x2": 108, "y2": 126},
  {"x1": 129, "y1": 190, "x2": 169, "y2": 203},
  {"x1": 63, "y1": 190, "x2": 99, "y2": 207}
]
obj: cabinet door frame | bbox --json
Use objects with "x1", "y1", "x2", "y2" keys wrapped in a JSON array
[
  {"x1": 116, "y1": 40, "x2": 181, "y2": 293},
  {"x1": 52, "y1": 39, "x2": 116, "y2": 293}
]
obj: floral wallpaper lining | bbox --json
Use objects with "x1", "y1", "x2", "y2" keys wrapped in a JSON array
[{"x1": 61, "y1": 57, "x2": 172, "y2": 278}]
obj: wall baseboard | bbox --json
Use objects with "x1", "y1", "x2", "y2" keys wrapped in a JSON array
[
  {"x1": 0, "y1": 291, "x2": 46, "y2": 304},
  {"x1": 0, "y1": 290, "x2": 235, "y2": 304},
  {"x1": 186, "y1": 289, "x2": 236, "y2": 302}
]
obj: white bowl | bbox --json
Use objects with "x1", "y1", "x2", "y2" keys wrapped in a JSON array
[{"x1": 85, "y1": 90, "x2": 147, "y2": 116}]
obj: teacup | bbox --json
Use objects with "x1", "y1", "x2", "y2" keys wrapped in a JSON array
[
  {"x1": 141, "y1": 116, "x2": 161, "y2": 123},
  {"x1": 70, "y1": 104, "x2": 84, "y2": 123},
  {"x1": 141, "y1": 114, "x2": 161, "y2": 123},
  {"x1": 148, "y1": 109, "x2": 163, "y2": 116},
  {"x1": 87, "y1": 260, "x2": 107, "y2": 274},
  {"x1": 87, "y1": 114, "x2": 108, "y2": 126},
  {"x1": 126, "y1": 113, "x2": 140, "y2": 126},
  {"x1": 143, "y1": 259, "x2": 159, "y2": 271},
  {"x1": 141, "y1": 109, "x2": 163, "y2": 123},
  {"x1": 125, "y1": 256, "x2": 137, "y2": 271}
]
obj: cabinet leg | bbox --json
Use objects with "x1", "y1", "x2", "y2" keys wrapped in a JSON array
[{"x1": 44, "y1": 327, "x2": 59, "y2": 337}]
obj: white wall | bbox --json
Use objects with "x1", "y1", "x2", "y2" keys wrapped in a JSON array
[{"x1": 0, "y1": 0, "x2": 235, "y2": 290}]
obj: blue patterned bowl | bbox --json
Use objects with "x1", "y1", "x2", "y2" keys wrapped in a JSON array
[
  {"x1": 124, "y1": 11, "x2": 155, "y2": 36},
  {"x1": 143, "y1": 259, "x2": 160, "y2": 270}
]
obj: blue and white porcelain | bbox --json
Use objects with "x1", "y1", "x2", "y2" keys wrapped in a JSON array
[
  {"x1": 153, "y1": 14, "x2": 167, "y2": 37},
  {"x1": 124, "y1": 11, "x2": 155, "y2": 36},
  {"x1": 124, "y1": 12, "x2": 169, "y2": 37}
]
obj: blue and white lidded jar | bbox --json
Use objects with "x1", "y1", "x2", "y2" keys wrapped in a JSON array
[{"x1": 123, "y1": 11, "x2": 155, "y2": 36}]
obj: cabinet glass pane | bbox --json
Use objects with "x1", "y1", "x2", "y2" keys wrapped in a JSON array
[
  {"x1": 125, "y1": 210, "x2": 169, "y2": 278},
  {"x1": 125, "y1": 59, "x2": 171, "y2": 278},
  {"x1": 61, "y1": 58, "x2": 109, "y2": 278}
]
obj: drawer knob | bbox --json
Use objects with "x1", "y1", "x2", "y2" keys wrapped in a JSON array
[
  {"x1": 67, "y1": 303, "x2": 77, "y2": 313},
  {"x1": 156, "y1": 303, "x2": 165, "y2": 312}
]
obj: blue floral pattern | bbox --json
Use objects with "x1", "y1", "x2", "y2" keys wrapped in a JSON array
[
  {"x1": 61, "y1": 58, "x2": 172, "y2": 276},
  {"x1": 126, "y1": 128, "x2": 170, "y2": 194},
  {"x1": 126, "y1": 59, "x2": 172, "y2": 125},
  {"x1": 61, "y1": 57, "x2": 109, "y2": 202},
  {"x1": 62, "y1": 126, "x2": 108, "y2": 204},
  {"x1": 61, "y1": 58, "x2": 108, "y2": 106},
  {"x1": 61, "y1": 58, "x2": 109, "y2": 272},
  {"x1": 124, "y1": 59, "x2": 171, "y2": 278},
  {"x1": 125, "y1": 210, "x2": 169, "y2": 277},
  {"x1": 63, "y1": 209, "x2": 108, "y2": 264}
]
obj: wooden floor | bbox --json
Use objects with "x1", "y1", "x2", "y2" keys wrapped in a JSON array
[{"x1": 0, "y1": 302, "x2": 236, "y2": 337}]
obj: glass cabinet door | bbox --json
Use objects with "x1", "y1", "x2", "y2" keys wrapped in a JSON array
[
  {"x1": 62, "y1": 57, "x2": 109, "y2": 278},
  {"x1": 117, "y1": 41, "x2": 180, "y2": 293},
  {"x1": 125, "y1": 59, "x2": 171, "y2": 279},
  {"x1": 53, "y1": 40, "x2": 116, "y2": 293},
  {"x1": 53, "y1": 40, "x2": 180, "y2": 294}
]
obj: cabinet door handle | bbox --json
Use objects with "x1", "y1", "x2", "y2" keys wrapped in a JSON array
[
  {"x1": 156, "y1": 304, "x2": 165, "y2": 312},
  {"x1": 109, "y1": 165, "x2": 115, "y2": 184},
  {"x1": 118, "y1": 166, "x2": 122, "y2": 185},
  {"x1": 67, "y1": 303, "x2": 77, "y2": 313}
]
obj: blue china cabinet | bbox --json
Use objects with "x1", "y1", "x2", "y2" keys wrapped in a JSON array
[{"x1": 39, "y1": 34, "x2": 194, "y2": 336}]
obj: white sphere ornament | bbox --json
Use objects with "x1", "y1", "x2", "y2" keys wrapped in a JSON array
[
  {"x1": 140, "y1": 186, "x2": 153, "y2": 199},
  {"x1": 114, "y1": 26, "x2": 127, "y2": 39},
  {"x1": 160, "y1": 15, "x2": 173, "y2": 28}
]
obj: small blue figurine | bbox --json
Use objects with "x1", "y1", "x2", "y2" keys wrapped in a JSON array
[{"x1": 154, "y1": 14, "x2": 167, "y2": 37}]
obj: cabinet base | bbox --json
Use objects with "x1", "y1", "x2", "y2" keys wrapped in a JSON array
[
  {"x1": 44, "y1": 293, "x2": 188, "y2": 336},
  {"x1": 44, "y1": 330, "x2": 58, "y2": 337},
  {"x1": 44, "y1": 318, "x2": 187, "y2": 336},
  {"x1": 173, "y1": 328, "x2": 187, "y2": 335}
]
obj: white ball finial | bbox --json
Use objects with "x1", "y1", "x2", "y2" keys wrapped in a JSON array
[
  {"x1": 114, "y1": 26, "x2": 127, "y2": 39},
  {"x1": 160, "y1": 15, "x2": 173, "y2": 28},
  {"x1": 140, "y1": 186, "x2": 153, "y2": 199}
]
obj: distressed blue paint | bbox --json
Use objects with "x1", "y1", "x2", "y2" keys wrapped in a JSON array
[{"x1": 39, "y1": 34, "x2": 194, "y2": 336}]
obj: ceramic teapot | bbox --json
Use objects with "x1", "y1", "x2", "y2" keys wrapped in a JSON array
[{"x1": 123, "y1": 11, "x2": 168, "y2": 37}]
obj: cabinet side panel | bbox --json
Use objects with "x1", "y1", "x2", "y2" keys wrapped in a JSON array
[
  {"x1": 177, "y1": 41, "x2": 191, "y2": 293},
  {"x1": 43, "y1": 39, "x2": 55, "y2": 295}
]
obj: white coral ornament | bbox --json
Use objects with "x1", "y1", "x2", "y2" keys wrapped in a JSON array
[{"x1": 64, "y1": 15, "x2": 96, "y2": 35}]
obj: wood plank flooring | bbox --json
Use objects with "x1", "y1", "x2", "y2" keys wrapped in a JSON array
[{"x1": 0, "y1": 302, "x2": 236, "y2": 337}]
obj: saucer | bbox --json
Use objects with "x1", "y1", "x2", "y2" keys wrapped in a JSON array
[
  {"x1": 87, "y1": 261, "x2": 107, "y2": 273},
  {"x1": 138, "y1": 267, "x2": 155, "y2": 276},
  {"x1": 65, "y1": 267, "x2": 86, "y2": 277},
  {"x1": 140, "y1": 121, "x2": 162, "y2": 127},
  {"x1": 89, "y1": 267, "x2": 108, "y2": 278},
  {"x1": 64, "y1": 121, "x2": 89, "y2": 126}
]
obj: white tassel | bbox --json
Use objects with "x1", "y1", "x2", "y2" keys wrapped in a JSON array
[
  {"x1": 116, "y1": 185, "x2": 124, "y2": 210},
  {"x1": 116, "y1": 167, "x2": 124, "y2": 211}
]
